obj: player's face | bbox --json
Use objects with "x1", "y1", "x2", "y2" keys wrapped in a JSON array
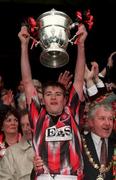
[{"x1": 43, "y1": 86, "x2": 66, "y2": 116}]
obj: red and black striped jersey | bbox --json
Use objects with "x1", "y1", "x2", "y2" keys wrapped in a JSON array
[{"x1": 29, "y1": 86, "x2": 83, "y2": 178}]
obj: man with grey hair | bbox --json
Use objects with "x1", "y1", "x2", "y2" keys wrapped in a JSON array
[{"x1": 82, "y1": 103, "x2": 115, "y2": 180}]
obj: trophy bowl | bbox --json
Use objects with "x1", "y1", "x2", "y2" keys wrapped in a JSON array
[{"x1": 37, "y1": 9, "x2": 73, "y2": 68}]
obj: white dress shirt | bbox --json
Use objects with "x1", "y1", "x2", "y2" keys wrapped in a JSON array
[{"x1": 91, "y1": 132, "x2": 108, "y2": 161}]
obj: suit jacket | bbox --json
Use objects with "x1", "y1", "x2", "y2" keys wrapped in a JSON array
[{"x1": 82, "y1": 133, "x2": 114, "y2": 180}]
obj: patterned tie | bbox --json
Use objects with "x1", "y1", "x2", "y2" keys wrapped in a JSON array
[{"x1": 100, "y1": 138, "x2": 107, "y2": 166}]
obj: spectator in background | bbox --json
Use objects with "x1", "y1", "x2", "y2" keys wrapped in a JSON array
[
  {"x1": 82, "y1": 103, "x2": 114, "y2": 180},
  {"x1": 16, "y1": 79, "x2": 43, "y2": 112},
  {"x1": 0, "y1": 105, "x2": 21, "y2": 159},
  {"x1": 0, "y1": 109, "x2": 34, "y2": 180},
  {"x1": 83, "y1": 58, "x2": 116, "y2": 134}
]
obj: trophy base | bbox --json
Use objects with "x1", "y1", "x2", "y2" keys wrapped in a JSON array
[{"x1": 40, "y1": 48, "x2": 69, "y2": 68}]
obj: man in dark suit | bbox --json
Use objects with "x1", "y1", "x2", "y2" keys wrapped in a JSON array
[{"x1": 82, "y1": 103, "x2": 114, "y2": 180}]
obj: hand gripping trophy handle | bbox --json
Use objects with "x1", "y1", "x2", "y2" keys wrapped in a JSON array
[{"x1": 68, "y1": 22, "x2": 79, "y2": 45}]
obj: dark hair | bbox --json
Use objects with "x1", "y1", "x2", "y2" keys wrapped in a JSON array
[
  {"x1": 42, "y1": 81, "x2": 66, "y2": 96},
  {"x1": 18, "y1": 108, "x2": 29, "y2": 135},
  {"x1": 0, "y1": 105, "x2": 20, "y2": 133}
]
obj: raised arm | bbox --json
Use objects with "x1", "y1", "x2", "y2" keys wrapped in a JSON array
[
  {"x1": 73, "y1": 24, "x2": 88, "y2": 101},
  {"x1": 100, "y1": 51, "x2": 116, "y2": 78},
  {"x1": 84, "y1": 63, "x2": 96, "y2": 88},
  {"x1": 18, "y1": 26, "x2": 37, "y2": 106}
]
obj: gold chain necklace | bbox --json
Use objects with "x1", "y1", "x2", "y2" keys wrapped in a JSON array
[{"x1": 82, "y1": 136, "x2": 113, "y2": 180}]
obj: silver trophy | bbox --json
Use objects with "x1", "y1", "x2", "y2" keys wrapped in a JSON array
[{"x1": 36, "y1": 9, "x2": 77, "y2": 68}]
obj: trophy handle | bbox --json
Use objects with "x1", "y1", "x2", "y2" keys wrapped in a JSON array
[
  {"x1": 68, "y1": 22, "x2": 79, "y2": 45},
  {"x1": 68, "y1": 34, "x2": 78, "y2": 45}
]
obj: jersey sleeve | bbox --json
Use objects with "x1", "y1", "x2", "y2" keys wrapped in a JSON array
[{"x1": 68, "y1": 85, "x2": 81, "y2": 125}]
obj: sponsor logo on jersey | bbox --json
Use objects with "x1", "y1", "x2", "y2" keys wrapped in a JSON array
[{"x1": 45, "y1": 125, "x2": 72, "y2": 141}]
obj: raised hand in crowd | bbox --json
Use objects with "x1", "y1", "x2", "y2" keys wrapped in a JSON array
[
  {"x1": 107, "y1": 51, "x2": 116, "y2": 68},
  {"x1": 99, "y1": 51, "x2": 116, "y2": 79},
  {"x1": 0, "y1": 89, "x2": 15, "y2": 107},
  {"x1": 58, "y1": 70, "x2": 73, "y2": 91}
]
